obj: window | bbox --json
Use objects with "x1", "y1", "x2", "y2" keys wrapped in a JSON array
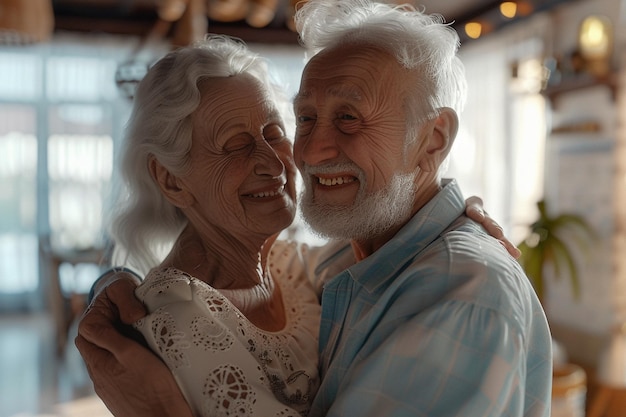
[
  {"x1": 453, "y1": 16, "x2": 550, "y2": 244},
  {"x1": 0, "y1": 34, "x2": 161, "y2": 311}
]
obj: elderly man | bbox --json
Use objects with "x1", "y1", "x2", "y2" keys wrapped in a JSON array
[
  {"x1": 290, "y1": 1, "x2": 551, "y2": 416},
  {"x1": 76, "y1": 1, "x2": 551, "y2": 416}
]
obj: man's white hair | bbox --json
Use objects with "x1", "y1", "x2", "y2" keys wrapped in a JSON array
[{"x1": 295, "y1": 0, "x2": 467, "y2": 121}]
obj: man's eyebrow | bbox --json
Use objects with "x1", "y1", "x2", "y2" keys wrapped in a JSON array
[
  {"x1": 293, "y1": 87, "x2": 362, "y2": 107},
  {"x1": 292, "y1": 91, "x2": 309, "y2": 107},
  {"x1": 328, "y1": 86, "x2": 362, "y2": 102}
]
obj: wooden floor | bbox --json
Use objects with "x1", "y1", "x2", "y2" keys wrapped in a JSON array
[{"x1": 0, "y1": 313, "x2": 111, "y2": 417}]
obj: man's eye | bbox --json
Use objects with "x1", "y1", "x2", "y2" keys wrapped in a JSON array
[
  {"x1": 297, "y1": 115, "x2": 313, "y2": 123},
  {"x1": 339, "y1": 113, "x2": 357, "y2": 121}
]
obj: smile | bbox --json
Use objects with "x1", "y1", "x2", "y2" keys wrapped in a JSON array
[
  {"x1": 248, "y1": 185, "x2": 285, "y2": 198},
  {"x1": 317, "y1": 176, "x2": 356, "y2": 186}
]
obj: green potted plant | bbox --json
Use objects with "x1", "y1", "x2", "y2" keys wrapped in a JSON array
[
  {"x1": 517, "y1": 199, "x2": 597, "y2": 305},
  {"x1": 518, "y1": 199, "x2": 597, "y2": 415}
]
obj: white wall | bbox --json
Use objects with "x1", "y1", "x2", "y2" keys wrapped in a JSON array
[
  {"x1": 456, "y1": 0, "x2": 625, "y2": 366},
  {"x1": 540, "y1": 0, "x2": 626, "y2": 365}
]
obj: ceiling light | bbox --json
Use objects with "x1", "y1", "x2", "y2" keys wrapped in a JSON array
[
  {"x1": 500, "y1": 2, "x2": 518, "y2": 19},
  {"x1": 578, "y1": 15, "x2": 612, "y2": 60},
  {"x1": 465, "y1": 22, "x2": 483, "y2": 39}
]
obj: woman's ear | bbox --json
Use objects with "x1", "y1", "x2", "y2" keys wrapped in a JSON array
[
  {"x1": 419, "y1": 107, "x2": 458, "y2": 172},
  {"x1": 148, "y1": 156, "x2": 194, "y2": 208}
]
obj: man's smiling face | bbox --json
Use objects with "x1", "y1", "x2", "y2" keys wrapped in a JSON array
[{"x1": 293, "y1": 43, "x2": 427, "y2": 240}]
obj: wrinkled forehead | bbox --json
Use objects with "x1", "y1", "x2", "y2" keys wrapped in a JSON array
[
  {"x1": 192, "y1": 73, "x2": 282, "y2": 137},
  {"x1": 296, "y1": 43, "x2": 412, "y2": 106},
  {"x1": 197, "y1": 73, "x2": 276, "y2": 113},
  {"x1": 303, "y1": 42, "x2": 400, "y2": 79},
  {"x1": 199, "y1": 72, "x2": 269, "y2": 99}
]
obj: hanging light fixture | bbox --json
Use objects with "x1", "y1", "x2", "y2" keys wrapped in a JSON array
[
  {"x1": 0, "y1": 0, "x2": 54, "y2": 44},
  {"x1": 577, "y1": 14, "x2": 613, "y2": 77}
]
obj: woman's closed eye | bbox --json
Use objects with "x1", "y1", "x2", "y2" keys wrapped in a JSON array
[
  {"x1": 224, "y1": 136, "x2": 253, "y2": 152},
  {"x1": 264, "y1": 124, "x2": 287, "y2": 143}
]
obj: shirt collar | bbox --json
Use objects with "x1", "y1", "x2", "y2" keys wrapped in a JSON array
[{"x1": 346, "y1": 178, "x2": 466, "y2": 293}]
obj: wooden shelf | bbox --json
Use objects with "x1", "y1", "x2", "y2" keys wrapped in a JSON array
[{"x1": 542, "y1": 73, "x2": 619, "y2": 105}]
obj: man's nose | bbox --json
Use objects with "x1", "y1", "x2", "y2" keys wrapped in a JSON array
[{"x1": 299, "y1": 127, "x2": 340, "y2": 166}]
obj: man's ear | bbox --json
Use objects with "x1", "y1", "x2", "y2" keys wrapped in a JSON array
[
  {"x1": 148, "y1": 156, "x2": 194, "y2": 208},
  {"x1": 419, "y1": 107, "x2": 458, "y2": 172}
]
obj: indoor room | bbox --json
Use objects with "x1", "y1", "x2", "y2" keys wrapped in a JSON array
[{"x1": 0, "y1": 0, "x2": 624, "y2": 416}]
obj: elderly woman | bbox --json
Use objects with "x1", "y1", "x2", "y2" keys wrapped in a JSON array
[
  {"x1": 86, "y1": 35, "x2": 320, "y2": 417},
  {"x1": 76, "y1": 35, "x2": 518, "y2": 417}
]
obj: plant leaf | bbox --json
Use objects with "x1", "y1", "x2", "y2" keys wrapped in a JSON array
[
  {"x1": 550, "y1": 234, "x2": 582, "y2": 299},
  {"x1": 519, "y1": 241, "x2": 546, "y2": 300},
  {"x1": 517, "y1": 199, "x2": 596, "y2": 303},
  {"x1": 554, "y1": 214, "x2": 597, "y2": 237}
]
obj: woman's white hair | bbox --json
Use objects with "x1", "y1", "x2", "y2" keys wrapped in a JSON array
[
  {"x1": 295, "y1": 0, "x2": 468, "y2": 127},
  {"x1": 109, "y1": 35, "x2": 289, "y2": 275}
]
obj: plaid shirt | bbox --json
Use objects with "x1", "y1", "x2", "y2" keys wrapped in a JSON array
[{"x1": 309, "y1": 179, "x2": 552, "y2": 417}]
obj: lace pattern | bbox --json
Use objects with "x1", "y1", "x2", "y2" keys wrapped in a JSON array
[
  {"x1": 134, "y1": 240, "x2": 320, "y2": 417},
  {"x1": 191, "y1": 316, "x2": 235, "y2": 352}
]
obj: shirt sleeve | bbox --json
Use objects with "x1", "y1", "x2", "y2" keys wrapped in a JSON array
[
  {"x1": 326, "y1": 300, "x2": 535, "y2": 417},
  {"x1": 87, "y1": 266, "x2": 142, "y2": 304}
]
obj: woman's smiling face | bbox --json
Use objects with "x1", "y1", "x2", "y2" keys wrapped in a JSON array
[{"x1": 177, "y1": 73, "x2": 298, "y2": 241}]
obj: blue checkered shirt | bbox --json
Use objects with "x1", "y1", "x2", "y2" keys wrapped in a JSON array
[{"x1": 309, "y1": 179, "x2": 552, "y2": 417}]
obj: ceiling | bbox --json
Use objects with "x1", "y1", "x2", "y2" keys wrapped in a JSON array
[
  {"x1": 33, "y1": 0, "x2": 571, "y2": 45},
  {"x1": 419, "y1": 0, "x2": 497, "y2": 21}
]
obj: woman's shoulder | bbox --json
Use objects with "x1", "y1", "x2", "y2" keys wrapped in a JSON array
[
  {"x1": 268, "y1": 240, "x2": 306, "y2": 279},
  {"x1": 268, "y1": 239, "x2": 321, "y2": 319},
  {"x1": 136, "y1": 267, "x2": 192, "y2": 300}
]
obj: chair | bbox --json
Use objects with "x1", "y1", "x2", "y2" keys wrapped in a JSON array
[{"x1": 40, "y1": 236, "x2": 107, "y2": 357}]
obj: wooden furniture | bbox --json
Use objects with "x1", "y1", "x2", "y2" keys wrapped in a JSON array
[
  {"x1": 0, "y1": 0, "x2": 55, "y2": 43},
  {"x1": 588, "y1": 385, "x2": 626, "y2": 417},
  {"x1": 552, "y1": 363, "x2": 587, "y2": 417},
  {"x1": 40, "y1": 239, "x2": 106, "y2": 357},
  {"x1": 542, "y1": 72, "x2": 619, "y2": 106}
]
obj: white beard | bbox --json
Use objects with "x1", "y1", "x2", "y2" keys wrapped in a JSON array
[{"x1": 299, "y1": 163, "x2": 417, "y2": 241}]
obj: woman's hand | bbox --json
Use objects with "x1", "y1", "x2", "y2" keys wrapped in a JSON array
[
  {"x1": 464, "y1": 196, "x2": 521, "y2": 259},
  {"x1": 75, "y1": 272, "x2": 193, "y2": 417}
]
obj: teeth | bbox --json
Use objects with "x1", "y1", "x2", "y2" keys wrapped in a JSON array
[
  {"x1": 250, "y1": 186, "x2": 283, "y2": 198},
  {"x1": 318, "y1": 176, "x2": 355, "y2": 186}
]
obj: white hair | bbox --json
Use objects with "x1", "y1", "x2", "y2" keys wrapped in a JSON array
[
  {"x1": 295, "y1": 0, "x2": 468, "y2": 123},
  {"x1": 109, "y1": 35, "x2": 290, "y2": 275}
]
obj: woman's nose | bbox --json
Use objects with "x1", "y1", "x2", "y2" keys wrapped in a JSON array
[{"x1": 254, "y1": 141, "x2": 285, "y2": 177}]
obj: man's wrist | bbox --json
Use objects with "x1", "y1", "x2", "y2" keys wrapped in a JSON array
[{"x1": 88, "y1": 267, "x2": 142, "y2": 304}]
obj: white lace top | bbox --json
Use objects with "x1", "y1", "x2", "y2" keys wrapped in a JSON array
[{"x1": 133, "y1": 240, "x2": 321, "y2": 417}]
